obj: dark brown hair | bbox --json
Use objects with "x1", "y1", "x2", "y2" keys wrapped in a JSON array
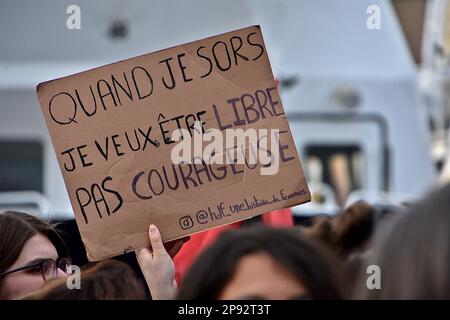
[
  {"x1": 305, "y1": 202, "x2": 375, "y2": 258},
  {"x1": 24, "y1": 259, "x2": 146, "y2": 300},
  {"x1": 178, "y1": 226, "x2": 345, "y2": 299},
  {"x1": 0, "y1": 211, "x2": 68, "y2": 292},
  {"x1": 302, "y1": 203, "x2": 376, "y2": 294},
  {"x1": 355, "y1": 184, "x2": 450, "y2": 299}
]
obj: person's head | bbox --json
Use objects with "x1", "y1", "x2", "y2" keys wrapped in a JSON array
[
  {"x1": 355, "y1": 184, "x2": 450, "y2": 299},
  {"x1": 0, "y1": 211, "x2": 70, "y2": 299},
  {"x1": 305, "y1": 201, "x2": 375, "y2": 258},
  {"x1": 332, "y1": 201, "x2": 374, "y2": 256},
  {"x1": 178, "y1": 226, "x2": 344, "y2": 300},
  {"x1": 24, "y1": 259, "x2": 146, "y2": 300},
  {"x1": 303, "y1": 202, "x2": 375, "y2": 292}
]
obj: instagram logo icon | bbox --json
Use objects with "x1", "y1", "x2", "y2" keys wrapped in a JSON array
[{"x1": 179, "y1": 215, "x2": 194, "y2": 230}]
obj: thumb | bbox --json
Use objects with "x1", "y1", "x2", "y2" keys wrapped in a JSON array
[{"x1": 149, "y1": 224, "x2": 165, "y2": 256}]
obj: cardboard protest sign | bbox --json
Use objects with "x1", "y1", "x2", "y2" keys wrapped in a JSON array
[{"x1": 37, "y1": 25, "x2": 311, "y2": 261}]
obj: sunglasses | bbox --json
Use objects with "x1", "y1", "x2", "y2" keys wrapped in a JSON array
[{"x1": 0, "y1": 257, "x2": 72, "y2": 282}]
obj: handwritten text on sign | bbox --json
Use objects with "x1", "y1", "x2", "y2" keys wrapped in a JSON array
[{"x1": 37, "y1": 26, "x2": 310, "y2": 260}]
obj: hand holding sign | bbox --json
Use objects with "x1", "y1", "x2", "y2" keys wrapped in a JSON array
[
  {"x1": 136, "y1": 225, "x2": 186, "y2": 300},
  {"x1": 37, "y1": 25, "x2": 310, "y2": 261}
]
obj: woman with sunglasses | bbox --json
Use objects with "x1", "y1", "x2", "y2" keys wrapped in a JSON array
[{"x1": 0, "y1": 211, "x2": 71, "y2": 299}]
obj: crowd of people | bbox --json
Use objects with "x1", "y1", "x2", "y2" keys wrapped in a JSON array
[{"x1": 1, "y1": 182, "x2": 449, "y2": 300}]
